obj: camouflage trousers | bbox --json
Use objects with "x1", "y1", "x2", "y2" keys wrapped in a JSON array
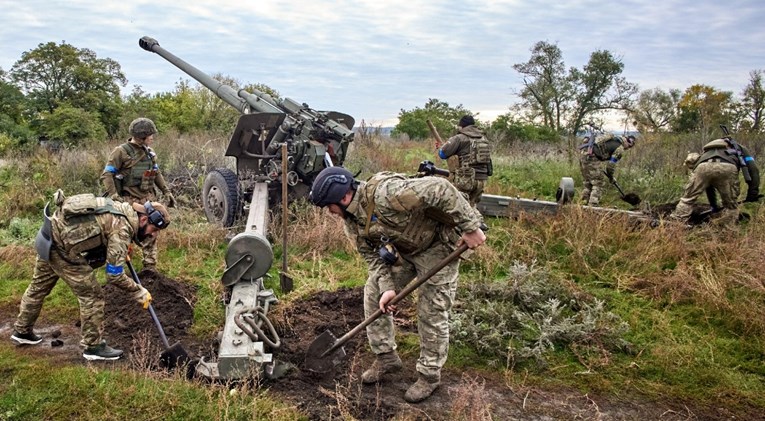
[
  {"x1": 460, "y1": 179, "x2": 485, "y2": 207},
  {"x1": 121, "y1": 194, "x2": 158, "y2": 266},
  {"x1": 14, "y1": 250, "x2": 105, "y2": 348},
  {"x1": 364, "y1": 241, "x2": 459, "y2": 378},
  {"x1": 580, "y1": 155, "x2": 607, "y2": 206},
  {"x1": 671, "y1": 161, "x2": 740, "y2": 224}
]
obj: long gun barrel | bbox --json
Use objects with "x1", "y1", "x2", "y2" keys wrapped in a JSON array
[{"x1": 139, "y1": 36, "x2": 281, "y2": 115}]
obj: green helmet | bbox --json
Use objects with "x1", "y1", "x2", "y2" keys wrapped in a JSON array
[{"x1": 128, "y1": 118, "x2": 158, "y2": 139}]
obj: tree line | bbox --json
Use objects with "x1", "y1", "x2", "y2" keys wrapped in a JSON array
[{"x1": 1, "y1": 40, "x2": 763, "y2": 153}]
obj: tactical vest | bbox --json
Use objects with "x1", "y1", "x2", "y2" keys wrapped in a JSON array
[
  {"x1": 359, "y1": 173, "x2": 441, "y2": 255},
  {"x1": 120, "y1": 143, "x2": 157, "y2": 191},
  {"x1": 468, "y1": 136, "x2": 492, "y2": 165},
  {"x1": 56, "y1": 194, "x2": 127, "y2": 263},
  {"x1": 698, "y1": 139, "x2": 740, "y2": 168},
  {"x1": 592, "y1": 136, "x2": 622, "y2": 161}
]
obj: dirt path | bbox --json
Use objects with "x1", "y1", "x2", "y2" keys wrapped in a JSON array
[{"x1": 2, "y1": 273, "x2": 753, "y2": 420}]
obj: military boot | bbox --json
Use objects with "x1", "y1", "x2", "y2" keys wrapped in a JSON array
[
  {"x1": 361, "y1": 351, "x2": 403, "y2": 384},
  {"x1": 404, "y1": 372, "x2": 441, "y2": 403}
]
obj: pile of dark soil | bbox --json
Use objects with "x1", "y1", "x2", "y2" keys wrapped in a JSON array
[{"x1": 103, "y1": 269, "x2": 197, "y2": 350}]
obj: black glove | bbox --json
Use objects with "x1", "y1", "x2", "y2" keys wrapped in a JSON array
[{"x1": 605, "y1": 167, "x2": 615, "y2": 181}]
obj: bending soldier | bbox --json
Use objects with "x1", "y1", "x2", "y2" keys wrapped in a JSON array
[
  {"x1": 437, "y1": 115, "x2": 493, "y2": 207},
  {"x1": 580, "y1": 133, "x2": 636, "y2": 206},
  {"x1": 12, "y1": 191, "x2": 170, "y2": 360},
  {"x1": 670, "y1": 138, "x2": 760, "y2": 225},
  {"x1": 101, "y1": 117, "x2": 175, "y2": 270},
  {"x1": 309, "y1": 167, "x2": 486, "y2": 403}
]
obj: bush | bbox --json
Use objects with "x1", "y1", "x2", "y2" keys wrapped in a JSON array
[{"x1": 37, "y1": 104, "x2": 107, "y2": 147}]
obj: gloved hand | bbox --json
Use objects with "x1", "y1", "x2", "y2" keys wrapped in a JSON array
[
  {"x1": 133, "y1": 285, "x2": 153, "y2": 310},
  {"x1": 165, "y1": 192, "x2": 177, "y2": 208}
]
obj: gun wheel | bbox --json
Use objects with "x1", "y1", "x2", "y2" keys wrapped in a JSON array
[{"x1": 202, "y1": 168, "x2": 240, "y2": 227}]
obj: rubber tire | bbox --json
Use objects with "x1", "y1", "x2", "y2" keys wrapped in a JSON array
[{"x1": 202, "y1": 168, "x2": 240, "y2": 227}]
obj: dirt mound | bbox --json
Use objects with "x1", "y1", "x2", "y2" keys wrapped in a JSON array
[{"x1": 103, "y1": 269, "x2": 197, "y2": 352}]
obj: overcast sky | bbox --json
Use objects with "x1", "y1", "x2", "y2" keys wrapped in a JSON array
[{"x1": 1, "y1": 0, "x2": 763, "y2": 128}]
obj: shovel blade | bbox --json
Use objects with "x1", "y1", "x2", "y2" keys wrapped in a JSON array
[
  {"x1": 622, "y1": 193, "x2": 642, "y2": 206},
  {"x1": 160, "y1": 342, "x2": 190, "y2": 370},
  {"x1": 304, "y1": 330, "x2": 346, "y2": 374}
]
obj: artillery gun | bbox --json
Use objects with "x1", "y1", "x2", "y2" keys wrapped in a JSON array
[
  {"x1": 139, "y1": 36, "x2": 355, "y2": 380},
  {"x1": 139, "y1": 36, "x2": 355, "y2": 227}
]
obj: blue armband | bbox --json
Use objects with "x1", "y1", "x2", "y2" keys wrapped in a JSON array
[
  {"x1": 153, "y1": 164, "x2": 159, "y2": 170},
  {"x1": 438, "y1": 149, "x2": 448, "y2": 159},
  {"x1": 745, "y1": 156, "x2": 754, "y2": 162},
  {"x1": 105, "y1": 263, "x2": 124, "y2": 275},
  {"x1": 609, "y1": 157, "x2": 619, "y2": 163},
  {"x1": 104, "y1": 165, "x2": 118, "y2": 173}
]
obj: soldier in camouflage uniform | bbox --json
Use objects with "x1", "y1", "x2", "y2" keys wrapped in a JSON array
[
  {"x1": 309, "y1": 166, "x2": 486, "y2": 403},
  {"x1": 11, "y1": 191, "x2": 170, "y2": 361},
  {"x1": 579, "y1": 133, "x2": 636, "y2": 206},
  {"x1": 438, "y1": 115, "x2": 492, "y2": 207},
  {"x1": 670, "y1": 138, "x2": 760, "y2": 225},
  {"x1": 101, "y1": 117, "x2": 175, "y2": 271}
]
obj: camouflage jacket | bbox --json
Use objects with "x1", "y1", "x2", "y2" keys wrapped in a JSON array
[
  {"x1": 342, "y1": 172, "x2": 482, "y2": 292},
  {"x1": 101, "y1": 139, "x2": 169, "y2": 200},
  {"x1": 51, "y1": 198, "x2": 142, "y2": 293},
  {"x1": 699, "y1": 139, "x2": 760, "y2": 199},
  {"x1": 440, "y1": 125, "x2": 491, "y2": 180}
]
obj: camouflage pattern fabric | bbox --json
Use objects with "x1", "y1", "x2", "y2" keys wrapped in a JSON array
[
  {"x1": 101, "y1": 141, "x2": 167, "y2": 267},
  {"x1": 580, "y1": 154, "x2": 608, "y2": 206},
  {"x1": 342, "y1": 173, "x2": 482, "y2": 378},
  {"x1": 15, "y1": 198, "x2": 143, "y2": 348},
  {"x1": 440, "y1": 125, "x2": 491, "y2": 181},
  {"x1": 671, "y1": 161, "x2": 740, "y2": 224}
]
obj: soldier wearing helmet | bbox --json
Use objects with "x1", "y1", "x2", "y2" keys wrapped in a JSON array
[
  {"x1": 100, "y1": 117, "x2": 175, "y2": 271},
  {"x1": 437, "y1": 115, "x2": 492, "y2": 207},
  {"x1": 309, "y1": 166, "x2": 486, "y2": 403},
  {"x1": 11, "y1": 191, "x2": 171, "y2": 361},
  {"x1": 579, "y1": 132, "x2": 638, "y2": 207}
]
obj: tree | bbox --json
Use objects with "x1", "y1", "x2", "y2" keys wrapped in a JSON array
[
  {"x1": 740, "y1": 69, "x2": 765, "y2": 132},
  {"x1": 673, "y1": 84, "x2": 732, "y2": 139},
  {"x1": 512, "y1": 41, "x2": 570, "y2": 132},
  {"x1": 9, "y1": 41, "x2": 126, "y2": 137},
  {"x1": 627, "y1": 87, "x2": 681, "y2": 133},
  {"x1": 392, "y1": 98, "x2": 472, "y2": 140},
  {"x1": 0, "y1": 68, "x2": 33, "y2": 145},
  {"x1": 38, "y1": 104, "x2": 107, "y2": 147},
  {"x1": 566, "y1": 50, "x2": 637, "y2": 134},
  {"x1": 512, "y1": 42, "x2": 636, "y2": 135}
]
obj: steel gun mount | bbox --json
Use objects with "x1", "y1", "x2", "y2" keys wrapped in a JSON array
[
  {"x1": 139, "y1": 36, "x2": 355, "y2": 227},
  {"x1": 139, "y1": 36, "x2": 355, "y2": 380}
]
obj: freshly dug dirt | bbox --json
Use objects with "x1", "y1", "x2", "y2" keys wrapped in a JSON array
[{"x1": 4, "y1": 272, "x2": 760, "y2": 420}]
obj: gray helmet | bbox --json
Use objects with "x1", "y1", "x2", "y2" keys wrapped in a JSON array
[
  {"x1": 128, "y1": 118, "x2": 158, "y2": 139},
  {"x1": 309, "y1": 167, "x2": 355, "y2": 207}
]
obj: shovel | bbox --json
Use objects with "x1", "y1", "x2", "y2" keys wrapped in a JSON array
[
  {"x1": 605, "y1": 172, "x2": 641, "y2": 206},
  {"x1": 125, "y1": 257, "x2": 189, "y2": 370},
  {"x1": 304, "y1": 242, "x2": 469, "y2": 374}
]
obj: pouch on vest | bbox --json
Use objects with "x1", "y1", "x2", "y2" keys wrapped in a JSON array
[
  {"x1": 140, "y1": 169, "x2": 157, "y2": 192},
  {"x1": 472, "y1": 138, "x2": 491, "y2": 164},
  {"x1": 453, "y1": 166, "x2": 477, "y2": 192},
  {"x1": 34, "y1": 203, "x2": 53, "y2": 261}
]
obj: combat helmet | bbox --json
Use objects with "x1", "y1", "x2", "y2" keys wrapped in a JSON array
[
  {"x1": 128, "y1": 118, "x2": 158, "y2": 140},
  {"x1": 309, "y1": 167, "x2": 355, "y2": 207}
]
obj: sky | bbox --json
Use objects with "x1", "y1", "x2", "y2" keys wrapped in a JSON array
[{"x1": 1, "y1": 0, "x2": 763, "y2": 129}]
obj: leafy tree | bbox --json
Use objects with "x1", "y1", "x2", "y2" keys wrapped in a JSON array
[
  {"x1": 566, "y1": 50, "x2": 637, "y2": 134},
  {"x1": 513, "y1": 42, "x2": 636, "y2": 135},
  {"x1": 38, "y1": 103, "x2": 107, "y2": 146},
  {"x1": 627, "y1": 87, "x2": 681, "y2": 133},
  {"x1": 9, "y1": 41, "x2": 126, "y2": 137},
  {"x1": 740, "y1": 69, "x2": 765, "y2": 132},
  {"x1": 0, "y1": 68, "x2": 33, "y2": 146},
  {"x1": 512, "y1": 41, "x2": 570, "y2": 132},
  {"x1": 392, "y1": 98, "x2": 472, "y2": 140},
  {"x1": 488, "y1": 112, "x2": 559, "y2": 144},
  {"x1": 673, "y1": 84, "x2": 732, "y2": 139}
]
